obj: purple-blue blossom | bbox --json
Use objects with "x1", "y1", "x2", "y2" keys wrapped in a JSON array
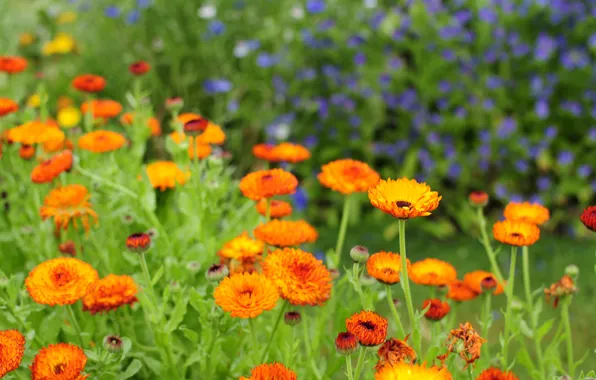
[
  {"x1": 306, "y1": 0, "x2": 326, "y2": 13},
  {"x1": 203, "y1": 79, "x2": 232, "y2": 94}
]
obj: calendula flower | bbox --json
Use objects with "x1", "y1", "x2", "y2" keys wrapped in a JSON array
[
  {"x1": 492, "y1": 220, "x2": 540, "y2": 247},
  {"x1": 187, "y1": 139, "x2": 213, "y2": 159},
  {"x1": 0, "y1": 98, "x2": 18, "y2": 117},
  {"x1": 410, "y1": 258, "x2": 457, "y2": 286},
  {"x1": 19, "y1": 32, "x2": 35, "y2": 46},
  {"x1": 27, "y1": 94, "x2": 41, "y2": 108},
  {"x1": 218, "y1": 232, "x2": 264, "y2": 261},
  {"x1": 271, "y1": 142, "x2": 311, "y2": 163},
  {"x1": 318, "y1": 159, "x2": 380, "y2": 194},
  {"x1": 335, "y1": 332, "x2": 358, "y2": 355},
  {"x1": 40, "y1": 184, "x2": 98, "y2": 232},
  {"x1": 375, "y1": 362, "x2": 452, "y2": 380},
  {"x1": 438, "y1": 322, "x2": 485, "y2": 369},
  {"x1": 31, "y1": 343, "x2": 89, "y2": 380},
  {"x1": 42, "y1": 137, "x2": 73, "y2": 154},
  {"x1": 240, "y1": 169, "x2": 299, "y2": 201},
  {"x1": 214, "y1": 272, "x2": 279, "y2": 318},
  {"x1": 476, "y1": 368, "x2": 519, "y2": 380},
  {"x1": 0, "y1": 56, "x2": 28, "y2": 73},
  {"x1": 240, "y1": 363, "x2": 297, "y2": 380},
  {"x1": 25, "y1": 257, "x2": 99, "y2": 305},
  {"x1": 346, "y1": 310, "x2": 388, "y2": 346},
  {"x1": 126, "y1": 233, "x2": 152, "y2": 253},
  {"x1": 252, "y1": 144, "x2": 276, "y2": 161},
  {"x1": 183, "y1": 117, "x2": 209, "y2": 136},
  {"x1": 120, "y1": 112, "x2": 161, "y2": 136},
  {"x1": 82, "y1": 274, "x2": 138, "y2": 314},
  {"x1": 81, "y1": 99, "x2": 123, "y2": 120},
  {"x1": 263, "y1": 248, "x2": 331, "y2": 306},
  {"x1": 580, "y1": 205, "x2": 596, "y2": 232},
  {"x1": 57, "y1": 106, "x2": 82, "y2": 128},
  {"x1": 503, "y1": 202, "x2": 550, "y2": 225},
  {"x1": 422, "y1": 299, "x2": 450, "y2": 321},
  {"x1": 129, "y1": 61, "x2": 151, "y2": 76},
  {"x1": 468, "y1": 191, "x2": 489, "y2": 207},
  {"x1": 368, "y1": 178, "x2": 441, "y2": 219},
  {"x1": 72, "y1": 74, "x2": 106, "y2": 93},
  {"x1": 254, "y1": 219, "x2": 318, "y2": 247},
  {"x1": 446, "y1": 280, "x2": 479, "y2": 302},
  {"x1": 78, "y1": 130, "x2": 126, "y2": 153},
  {"x1": 57, "y1": 11, "x2": 77, "y2": 24},
  {"x1": 175, "y1": 114, "x2": 226, "y2": 144},
  {"x1": 0, "y1": 330, "x2": 26, "y2": 378},
  {"x1": 145, "y1": 161, "x2": 190, "y2": 190},
  {"x1": 31, "y1": 150, "x2": 73, "y2": 184},
  {"x1": 8, "y1": 121, "x2": 65, "y2": 145},
  {"x1": 19, "y1": 144, "x2": 35, "y2": 160},
  {"x1": 256, "y1": 199, "x2": 293, "y2": 218},
  {"x1": 366, "y1": 251, "x2": 409, "y2": 284},
  {"x1": 463, "y1": 271, "x2": 504, "y2": 295},
  {"x1": 544, "y1": 274, "x2": 577, "y2": 308},
  {"x1": 375, "y1": 337, "x2": 417, "y2": 370}
]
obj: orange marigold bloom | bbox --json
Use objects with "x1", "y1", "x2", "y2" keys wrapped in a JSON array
[
  {"x1": 368, "y1": 178, "x2": 441, "y2": 219},
  {"x1": 493, "y1": 220, "x2": 540, "y2": 247},
  {"x1": 263, "y1": 248, "x2": 331, "y2": 306},
  {"x1": 0, "y1": 97, "x2": 18, "y2": 117},
  {"x1": 120, "y1": 112, "x2": 161, "y2": 136},
  {"x1": 145, "y1": 161, "x2": 190, "y2": 191},
  {"x1": 218, "y1": 232, "x2": 264, "y2": 261},
  {"x1": 214, "y1": 272, "x2": 279, "y2": 318},
  {"x1": 40, "y1": 184, "x2": 98, "y2": 232},
  {"x1": 335, "y1": 332, "x2": 359, "y2": 355},
  {"x1": 81, "y1": 99, "x2": 123, "y2": 120},
  {"x1": 31, "y1": 150, "x2": 73, "y2": 184},
  {"x1": 19, "y1": 144, "x2": 36, "y2": 160},
  {"x1": 31, "y1": 343, "x2": 89, "y2": 380},
  {"x1": 366, "y1": 251, "x2": 409, "y2": 284},
  {"x1": 446, "y1": 280, "x2": 479, "y2": 302},
  {"x1": 188, "y1": 139, "x2": 212, "y2": 159},
  {"x1": 422, "y1": 299, "x2": 451, "y2": 321},
  {"x1": 254, "y1": 219, "x2": 318, "y2": 247},
  {"x1": 580, "y1": 205, "x2": 596, "y2": 232},
  {"x1": 252, "y1": 144, "x2": 276, "y2": 161},
  {"x1": 463, "y1": 271, "x2": 504, "y2": 295},
  {"x1": 346, "y1": 310, "x2": 388, "y2": 346},
  {"x1": 175, "y1": 113, "x2": 226, "y2": 145},
  {"x1": 72, "y1": 74, "x2": 106, "y2": 93},
  {"x1": 503, "y1": 202, "x2": 550, "y2": 225},
  {"x1": 476, "y1": 367, "x2": 519, "y2": 380},
  {"x1": 544, "y1": 274, "x2": 577, "y2": 308},
  {"x1": 240, "y1": 169, "x2": 299, "y2": 201},
  {"x1": 78, "y1": 130, "x2": 126, "y2": 153},
  {"x1": 469, "y1": 191, "x2": 489, "y2": 207},
  {"x1": 25, "y1": 257, "x2": 99, "y2": 306},
  {"x1": 271, "y1": 142, "x2": 311, "y2": 163},
  {"x1": 0, "y1": 329, "x2": 26, "y2": 378},
  {"x1": 256, "y1": 199, "x2": 293, "y2": 218},
  {"x1": 375, "y1": 337, "x2": 417, "y2": 370},
  {"x1": 410, "y1": 258, "x2": 457, "y2": 286},
  {"x1": 318, "y1": 159, "x2": 380, "y2": 195},
  {"x1": 8, "y1": 121, "x2": 65, "y2": 145},
  {"x1": 43, "y1": 137, "x2": 74, "y2": 154},
  {"x1": 439, "y1": 322, "x2": 485, "y2": 369},
  {"x1": 82, "y1": 274, "x2": 138, "y2": 314},
  {"x1": 240, "y1": 363, "x2": 297, "y2": 380},
  {"x1": 126, "y1": 233, "x2": 152, "y2": 253},
  {"x1": 375, "y1": 362, "x2": 452, "y2": 380},
  {"x1": 129, "y1": 61, "x2": 151, "y2": 76},
  {"x1": 0, "y1": 56, "x2": 28, "y2": 73},
  {"x1": 178, "y1": 112, "x2": 201, "y2": 125}
]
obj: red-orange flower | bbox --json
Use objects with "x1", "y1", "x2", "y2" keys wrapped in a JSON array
[
  {"x1": 0, "y1": 56, "x2": 28, "y2": 73},
  {"x1": 82, "y1": 274, "x2": 138, "y2": 314},
  {"x1": 214, "y1": 272, "x2": 279, "y2": 318},
  {"x1": 31, "y1": 343, "x2": 89, "y2": 380},
  {"x1": 335, "y1": 332, "x2": 358, "y2": 355},
  {"x1": 0, "y1": 330, "x2": 26, "y2": 378},
  {"x1": 120, "y1": 112, "x2": 161, "y2": 136},
  {"x1": 346, "y1": 310, "x2": 388, "y2": 346},
  {"x1": 0, "y1": 98, "x2": 18, "y2": 117},
  {"x1": 40, "y1": 184, "x2": 98, "y2": 232},
  {"x1": 446, "y1": 280, "x2": 479, "y2": 302},
  {"x1": 256, "y1": 199, "x2": 293, "y2": 218},
  {"x1": 78, "y1": 130, "x2": 126, "y2": 153},
  {"x1": 439, "y1": 322, "x2": 485, "y2": 368},
  {"x1": 254, "y1": 219, "x2": 318, "y2": 247},
  {"x1": 580, "y1": 205, "x2": 596, "y2": 232},
  {"x1": 544, "y1": 274, "x2": 577, "y2": 308},
  {"x1": 469, "y1": 191, "x2": 489, "y2": 207},
  {"x1": 476, "y1": 367, "x2": 519, "y2": 380},
  {"x1": 126, "y1": 233, "x2": 152, "y2": 253},
  {"x1": 81, "y1": 99, "x2": 123, "y2": 120},
  {"x1": 31, "y1": 150, "x2": 73, "y2": 184},
  {"x1": 410, "y1": 258, "x2": 457, "y2": 286},
  {"x1": 318, "y1": 159, "x2": 380, "y2": 194},
  {"x1": 129, "y1": 61, "x2": 151, "y2": 76},
  {"x1": 252, "y1": 144, "x2": 276, "y2": 161},
  {"x1": 72, "y1": 74, "x2": 106, "y2": 92},
  {"x1": 375, "y1": 337, "x2": 417, "y2": 370},
  {"x1": 422, "y1": 299, "x2": 451, "y2": 321},
  {"x1": 366, "y1": 251, "x2": 409, "y2": 284},
  {"x1": 240, "y1": 363, "x2": 297, "y2": 380},
  {"x1": 19, "y1": 144, "x2": 35, "y2": 160},
  {"x1": 239, "y1": 169, "x2": 298, "y2": 201},
  {"x1": 463, "y1": 271, "x2": 505, "y2": 295}
]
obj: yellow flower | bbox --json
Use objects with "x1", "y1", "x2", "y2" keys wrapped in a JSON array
[
  {"x1": 51, "y1": 33, "x2": 77, "y2": 54},
  {"x1": 27, "y1": 94, "x2": 40, "y2": 108},
  {"x1": 57, "y1": 11, "x2": 77, "y2": 24},
  {"x1": 58, "y1": 106, "x2": 82, "y2": 129},
  {"x1": 19, "y1": 33, "x2": 35, "y2": 46}
]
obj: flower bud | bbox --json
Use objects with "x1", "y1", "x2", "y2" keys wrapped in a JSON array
[
  {"x1": 360, "y1": 273, "x2": 376, "y2": 286},
  {"x1": 183, "y1": 118, "x2": 208, "y2": 137},
  {"x1": 468, "y1": 191, "x2": 489, "y2": 208},
  {"x1": 350, "y1": 245, "x2": 369, "y2": 263},
  {"x1": 129, "y1": 61, "x2": 151, "y2": 76},
  {"x1": 186, "y1": 261, "x2": 201, "y2": 273},
  {"x1": 103, "y1": 335, "x2": 123, "y2": 352},
  {"x1": 165, "y1": 97, "x2": 183, "y2": 112},
  {"x1": 126, "y1": 233, "x2": 151, "y2": 253},
  {"x1": 58, "y1": 241, "x2": 77, "y2": 256},
  {"x1": 335, "y1": 332, "x2": 358, "y2": 355},
  {"x1": 206, "y1": 263, "x2": 229, "y2": 282},
  {"x1": 480, "y1": 276, "x2": 498, "y2": 293},
  {"x1": 329, "y1": 268, "x2": 340, "y2": 280},
  {"x1": 564, "y1": 264, "x2": 579, "y2": 279},
  {"x1": 284, "y1": 311, "x2": 302, "y2": 326},
  {"x1": 511, "y1": 298, "x2": 523, "y2": 312}
]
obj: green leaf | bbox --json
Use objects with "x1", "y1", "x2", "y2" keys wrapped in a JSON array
[
  {"x1": 180, "y1": 326, "x2": 199, "y2": 343},
  {"x1": 183, "y1": 350, "x2": 203, "y2": 369},
  {"x1": 151, "y1": 266, "x2": 165, "y2": 286},
  {"x1": 164, "y1": 294, "x2": 188, "y2": 333},
  {"x1": 119, "y1": 359, "x2": 142, "y2": 379},
  {"x1": 515, "y1": 347, "x2": 536, "y2": 373},
  {"x1": 121, "y1": 337, "x2": 133, "y2": 357},
  {"x1": 536, "y1": 318, "x2": 555, "y2": 342},
  {"x1": 519, "y1": 319, "x2": 534, "y2": 339}
]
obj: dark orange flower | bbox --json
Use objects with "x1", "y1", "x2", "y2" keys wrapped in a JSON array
[
  {"x1": 19, "y1": 144, "x2": 35, "y2": 160},
  {"x1": 126, "y1": 233, "x2": 152, "y2": 253},
  {"x1": 366, "y1": 251, "x2": 409, "y2": 284},
  {"x1": 335, "y1": 332, "x2": 358, "y2": 355},
  {"x1": 72, "y1": 74, "x2": 106, "y2": 92},
  {"x1": 469, "y1": 191, "x2": 489, "y2": 207},
  {"x1": 240, "y1": 169, "x2": 298, "y2": 201},
  {"x1": 476, "y1": 367, "x2": 519, "y2": 380},
  {"x1": 544, "y1": 274, "x2": 577, "y2": 308},
  {"x1": 214, "y1": 272, "x2": 279, "y2": 318},
  {"x1": 263, "y1": 248, "x2": 331, "y2": 306},
  {"x1": 0, "y1": 98, "x2": 18, "y2": 117},
  {"x1": 439, "y1": 322, "x2": 485, "y2": 369},
  {"x1": 254, "y1": 219, "x2": 318, "y2": 247},
  {"x1": 410, "y1": 258, "x2": 457, "y2": 286},
  {"x1": 346, "y1": 310, "x2": 388, "y2": 346},
  {"x1": 145, "y1": 161, "x2": 190, "y2": 190},
  {"x1": 240, "y1": 363, "x2": 297, "y2": 380},
  {"x1": 83, "y1": 274, "x2": 138, "y2": 314},
  {"x1": 463, "y1": 271, "x2": 505, "y2": 295},
  {"x1": 0, "y1": 330, "x2": 26, "y2": 378},
  {"x1": 31, "y1": 150, "x2": 73, "y2": 184},
  {"x1": 504, "y1": 202, "x2": 550, "y2": 225},
  {"x1": 31, "y1": 343, "x2": 89, "y2": 380},
  {"x1": 375, "y1": 337, "x2": 416, "y2": 370},
  {"x1": 81, "y1": 99, "x2": 123, "y2": 120},
  {"x1": 78, "y1": 130, "x2": 126, "y2": 153},
  {"x1": 43, "y1": 137, "x2": 74, "y2": 154},
  {"x1": 129, "y1": 61, "x2": 151, "y2": 76},
  {"x1": 183, "y1": 117, "x2": 209, "y2": 136},
  {"x1": 318, "y1": 159, "x2": 380, "y2": 194},
  {"x1": 25, "y1": 257, "x2": 99, "y2": 306},
  {"x1": 446, "y1": 280, "x2": 479, "y2": 302},
  {"x1": 256, "y1": 199, "x2": 293, "y2": 218},
  {"x1": 8, "y1": 121, "x2": 65, "y2": 145},
  {"x1": 368, "y1": 178, "x2": 441, "y2": 219},
  {"x1": 0, "y1": 56, "x2": 28, "y2": 73},
  {"x1": 493, "y1": 220, "x2": 540, "y2": 246},
  {"x1": 40, "y1": 184, "x2": 98, "y2": 232},
  {"x1": 218, "y1": 232, "x2": 264, "y2": 261},
  {"x1": 175, "y1": 113, "x2": 226, "y2": 145},
  {"x1": 252, "y1": 144, "x2": 276, "y2": 161},
  {"x1": 422, "y1": 299, "x2": 451, "y2": 321},
  {"x1": 580, "y1": 205, "x2": 596, "y2": 232},
  {"x1": 120, "y1": 112, "x2": 161, "y2": 136}
]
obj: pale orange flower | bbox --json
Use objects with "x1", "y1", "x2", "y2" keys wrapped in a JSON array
[
  {"x1": 318, "y1": 159, "x2": 380, "y2": 194},
  {"x1": 254, "y1": 219, "x2": 318, "y2": 247},
  {"x1": 40, "y1": 184, "x2": 98, "y2": 232}
]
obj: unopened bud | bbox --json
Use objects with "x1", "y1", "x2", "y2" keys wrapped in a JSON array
[
  {"x1": 206, "y1": 263, "x2": 229, "y2": 282},
  {"x1": 103, "y1": 335, "x2": 123, "y2": 352},
  {"x1": 126, "y1": 233, "x2": 151, "y2": 253},
  {"x1": 564, "y1": 264, "x2": 579, "y2": 279},
  {"x1": 329, "y1": 268, "x2": 340, "y2": 280},
  {"x1": 284, "y1": 311, "x2": 302, "y2": 326},
  {"x1": 335, "y1": 332, "x2": 358, "y2": 355},
  {"x1": 360, "y1": 273, "x2": 376, "y2": 286},
  {"x1": 468, "y1": 191, "x2": 489, "y2": 208},
  {"x1": 186, "y1": 261, "x2": 201, "y2": 273},
  {"x1": 165, "y1": 97, "x2": 184, "y2": 112},
  {"x1": 350, "y1": 245, "x2": 369, "y2": 263},
  {"x1": 58, "y1": 241, "x2": 77, "y2": 256}
]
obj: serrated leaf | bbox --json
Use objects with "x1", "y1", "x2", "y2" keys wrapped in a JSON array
[
  {"x1": 536, "y1": 318, "x2": 554, "y2": 342},
  {"x1": 519, "y1": 319, "x2": 534, "y2": 339},
  {"x1": 164, "y1": 295, "x2": 188, "y2": 333},
  {"x1": 120, "y1": 359, "x2": 142, "y2": 379},
  {"x1": 180, "y1": 326, "x2": 199, "y2": 343}
]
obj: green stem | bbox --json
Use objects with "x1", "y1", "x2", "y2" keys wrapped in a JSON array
[
  {"x1": 398, "y1": 219, "x2": 419, "y2": 354},
  {"x1": 561, "y1": 299, "x2": 575, "y2": 378},
  {"x1": 522, "y1": 246, "x2": 546, "y2": 379},
  {"x1": 352, "y1": 347, "x2": 366, "y2": 380},
  {"x1": 302, "y1": 310, "x2": 323, "y2": 379},
  {"x1": 75, "y1": 164, "x2": 138, "y2": 199},
  {"x1": 345, "y1": 354, "x2": 354, "y2": 380},
  {"x1": 476, "y1": 207, "x2": 506, "y2": 285},
  {"x1": 501, "y1": 246, "x2": 517, "y2": 368},
  {"x1": 386, "y1": 284, "x2": 405, "y2": 338},
  {"x1": 260, "y1": 301, "x2": 288, "y2": 362},
  {"x1": 333, "y1": 195, "x2": 351, "y2": 269},
  {"x1": 139, "y1": 253, "x2": 158, "y2": 309},
  {"x1": 4, "y1": 301, "x2": 44, "y2": 347},
  {"x1": 467, "y1": 365, "x2": 474, "y2": 380},
  {"x1": 481, "y1": 293, "x2": 492, "y2": 360},
  {"x1": 66, "y1": 304, "x2": 84, "y2": 347},
  {"x1": 249, "y1": 319, "x2": 259, "y2": 364},
  {"x1": 352, "y1": 263, "x2": 369, "y2": 309}
]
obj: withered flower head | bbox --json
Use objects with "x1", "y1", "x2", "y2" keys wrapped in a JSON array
[
  {"x1": 375, "y1": 337, "x2": 416, "y2": 371},
  {"x1": 438, "y1": 322, "x2": 485, "y2": 369},
  {"x1": 58, "y1": 241, "x2": 77, "y2": 256},
  {"x1": 346, "y1": 310, "x2": 388, "y2": 347}
]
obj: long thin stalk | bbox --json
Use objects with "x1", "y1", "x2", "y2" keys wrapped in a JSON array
[
  {"x1": 501, "y1": 246, "x2": 517, "y2": 368},
  {"x1": 66, "y1": 304, "x2": 84, "y2": 347},
  {"x1": 476, "y1": 208, "x2": 505, "y2": 285},
  {"x1": 262, "y1": 199, "x2": 271, "y2": 257},
  {"x1": 249, "y1": 319, "x2": 259, "y2": 364},
  {"x1": 522, "y1": 246, "x2": 546, "y2": 379},
  {"x1": 139, "y1": 253, "x2": 157, "y2": 308},
  {"x1": 561, "y1": 299, "x2": 575, "y2": 379},
  {"x1": 481, "y1": 293, "x2": 492, "y2": 360},
  {"x1": 352, "y1": 347, "x2": 367, "y2": 380},
  {"x1": 345, "y1": 354, "x2": 354, "y2": 380},
  {"x1": 385, "y1": 284, "x2": 405, "y2": 338},
  {"x1": 302, "y1": 310, "x2": 323, "y2": 379},
  {"x1": 398, "y1": 219, "x2": 420, "y2": 354},
  {"x1": 333, "y1": 195, "x2": 351, "y2": 269},
  {"x1": 260, "y1": 301, "x2": 288, "y2": 362}
]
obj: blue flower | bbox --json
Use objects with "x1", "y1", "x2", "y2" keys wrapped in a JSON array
[
  {"x1": 545, "y1": 126, "x2": 558, "y2": 140},
  {"x1": 203, "y1": 79, "x2": 232, "y2": 94},
  {"x1": 589, "y1": 127, "x2": 596, "y2": 141},
  {"x1": 126, "y1": 10, "x2": 140, "y2": 24},
  {"x1": 495, "y1": 183, "x2": 508, "y2": 199},
  {"x1": 349, "y1": 115, "x2": 361, "y2": 127},
  {"x1": 347, "y1": 34, "x2": 366, "y2": 48},
  {"x1": 104, "y1": 5, "x2": 121, "y2": 18},
  {"x1": 303, "y1": 135, "x2": 318, "y2": 148},
  {"x1": 589, "y1": 33, "x2": 596, "y2": 49},
  {"x1": 578, "y1": 165, "x2": 591, "y2": 178},
  {"x1": 486, "y1": 75, "x2": 503, "y2": 89},
  {"x1": 354, "y1": 52, "x2": 366, "y2": 65},
  {"x1": 561, "y1": 49, "x2": 589, "y2": 70},
  {"x1": 561, "y1": 101, "x2": 582, "y2": 116},
  {"x1": 292, "y1": 187, "x2": 308, "y2": 212},
  {"x1": 483, "y1": 98, "x2": 494, "y2": 110},
  {"x1": 534, "y1": 34, "x2": 557, "y2": 61},
  {"x1": 536, "y1": 99, "x2": 549, "y2": 119},
  {"x1": 227, "y1": 99, "x2": 239, "y2": 113},
  {"x1": 256, "y1": 53, "x2": 278, "y2": 68},
  {"x1": 306, "y1": 0, "x2": 326, "y2": 14},
  {"x1": 479, "y1": 7, "x2": 498, "y2": 23},
  {"x1": 497, "y1": 117, "x2": 516, "y2": 138},
  {"x1": 208, "y1": 20, "x2": 225, "y2": 35},
  {"x1": 515, "y1": 159, "x2": 529, "y2": 173},
  {"x1": 557, "y1": 151, "x2": 574, "y2": 166},
  {"x1": 537, "y1": 177, "x2": 551, "y2": 191},
  {"x1": 137, "y1": 0, "x2": 151, "y2": 8}
]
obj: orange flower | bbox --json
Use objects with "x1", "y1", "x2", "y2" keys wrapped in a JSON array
[
  {"x1": 439, "y1": 322, "x2": 485, "y2": 369},
  {"x1": 252, "y1": 144, "x2": 276, "y2": 161},
  {"x1": 129, "y1": 61, "x2": 150, "y2": 76},
  {"x1": 126, "y1": 233, "x2": 152, "y2": 253},
  {"x1": 375, "y1": 338, "x2": 417, "y2": 370},
  {"x1": 218, "y1": 232, "x2": 264, "y2": 261},
  {"x1": 469, "y1": 191, "x2": 489, "y2": 207},
  {"x1": 178, "y1": 112, "x2": 201, "y2": 125},
  {"x1": 187, "y1": 139, "x2": 213, "y2": 159},
  {"x1": 503, "y1": 202, "x2": 550, "y2": 225},
  {"x1": 273, "y1": 143, "x2": 311, "y2": 163},
  {"x1": 240, "y1": 363, "x2": 297, "y2": 380},
  {"x1": 25, "y1": 257, "x2": 99, "y2": 305},
  {"x1": 175, "y1": 114, "x2": 226, "y2": 145},
  {"x1": 318, "y1": 159, "x2": 380, "y2": 194},
  {"x1": 19, "y1": 144, "x2": 35, "y2": 160},
  {"x1": 580, "y1": 205, "x2": 596, "y2": 232},
  {"x1": 422, "y1": 299, "x2": 451, "y2": 321},
  {"x1": 368, "y1": 178, "x2": 441, "y2": 219},
  {"x1": 476, "y1": 368, "x2": 518, "y2": 380},
  {"x1": 0, "y1": 98, "x2": 18, "y2": 117},
  {"x1": 214, "y1": 272, "x2": 279, "y2": 318},
  {"x1": 346, "y1": 310, "x2": 388, "y2": 346},
  {"x1": 8, "y1": 121, "x2": 65, "y2": 145},
  {"x1": 183, "y1": 117, "x2": 209, "y2": 136},
  {"x1": 0, "y1": 330, "x2": 26, "y2": 378},
  {"x1": 254, "y1": 219, "x2": 318, "y2": 247},
  {"x1": 78, "y1": 130, "x2": 126, "y2": 153},
  {"x1": 31, "y1": 150, "x2": 73, "y2": 184},
  {"x1": 335, "y1": 332, "x2": 358, "y2": 355},
  {"x1": 544, "y1": 274, "x2": 577, "y2": 308},
  {"x1": 410, "y1": 258, "x2": 457, "y2": 286},
  {"x1": 375, "y1": 362, "x2": 452, "y2": 380},
  {"x1": 43, "y1": 137, "x2": 74, "y2": 154},
  {"x1": 493, "y1": 220, "x2": 540, "y2": 246},
  {"x1": 263, "y1": 248, "x2": 331, "y2": 306},
  {"x1": 81, "y1": 99, "x2": 123, "y2": 120},
  {"x1": 240, "y1": 169, "x2": 298, "y2": 201},
  {"x1": 31, "y1": 343, "x2": 89, "y2": 380},
  {"x1": 366, "y1": 251, "x2": 409, "y2": 284},
  {"x1": 40, "y1": 184, "x2": 98, "y2": 232},
  {"x1": 72, "y1": 74, "x2": 106, "y2": 92},
  {"x1": 0, "y1": 56, "x2": 28, "y2": 73},
  {"x1": 120, "y1": 112, "x2": 161, "y2": 136},
  {"x1": 145, "y1": 161, "x2": 190, "y2": 190},
  {"x1": 82, "y1": 274, "x2": 138, "y2": 314},
  {"x1": 446, "y1": 280, "x2": 479, "y2": 302},
  {"x1": 256, "y1": 199, "x2": 293, "y2": 218},
  {"x1": 463, "y1": 271, "x2": 504, "y2": 295}
]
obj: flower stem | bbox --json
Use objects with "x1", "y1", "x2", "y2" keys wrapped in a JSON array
[
  {"x1": 345, "y1": 354, "x2": 354, "y2": 380},
  {"x1": 481, "y1": 292, "x2": 492, "y2": 360},
  {"x1": 75, "y1": 164, "x2": 138, "y2": 199},
  {"x1": 249, "y1": 318, "x2": 259, "y2": 364},
  {"x1": 561, "y1": 298, "x2": 575, "y2": 378},
  {"x1": 385, "y1": 284, "x2": 405, "y2": 338},
  {"x1": 352, "y1": 347, "x2": 367, "y2": 380},
  {"x1": 260, "y1": 301, "x2": 288, "y2": 362},
  {"x1": 501, "y1": 246, "x2": 517, "y2": 368},
  {"x1": 66, "y1": 304, "x2": 84, "y2": 347},
  {"x1": 467, "y1": 365, "x2": 474, "y2": 380},
  {"x1": 352, "y1": 262, "x2": 369, "y2": 309},
  {"x1": 301, "y1": 310, "x2": 323, "y2": 379},
  {"x1": 333, "y1": 195, "x2": 351, "y2": 269},
  {"x1": 139, "y1": 253, "x2": 157, "y2": 308},
  {"x1": 476, "y1": 207, "x2": 505, "y2": 285},
  {"x1": 522, "y1": 246, "x2": 546, "y2": 379},
  {"x1": 398, "y1": 219, "x2": 420, "y2": 354}
]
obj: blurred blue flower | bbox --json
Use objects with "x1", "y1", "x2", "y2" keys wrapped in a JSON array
[
  {"x1": 126, "y1": 10, "x2": 140, "y2": 24},
  {"x1": 419, "y1": 149, "x2": 435, "y2": 172},
  {"x1": 347, "y1": 34, "x2": 366, "y2": 48},
  {"x1": 537, "y1": 177, "x2": 551, "y2": 191},
  {"x1": 354, "y1": 52, "x2": 366, "y2": 65},
  {"x1": 495, "y1": 183, "x2": 508, "y2": 199},
  {"x1": 483, "y1": 98, "x2": 494, "y2": 110},
  {"x1": 479, "y1": 130, "x2": 491, "y2": 143},
  {"x1": 545, "y1": 126, "x2": 558, "y2": 140},
  {"x1": 557, "y1": 151, "x2": 574, "y2": 166},
  {"x1": 203, "y1": 79, "x2": 232, "y2": 94},
  {"x1": 534, "y1": 34, "x2": 556, "y2": 61},
  {"x1": 454, "y1": 107, "x2": 467, "y2": 118},
  {"x1": 388, "y1": 56, "x2": 403, "y2": 70},
  {"x1": 454, "y1": 9, "x2": 472, "y2": 24},
  {"x1": 512, "y1": 43, "x2": 530, "y2": 57},
  {"x1": 105, "y1": 5, "x2": 121, "y2": 18},
  {"x1": 437, "y1": 98, "x2": 449, "y2": 111},
  {"x1": 233, "y1": 40, "x2": 260, "y2": 58},
  {"x1": 479, "y1": 7, "x2": 498, "y2": 23},
  {"x1": 442, "y1": 49, "x2": 456, "y2": 61},
  {"x1": 227, "y1": 99, "x2": 238, "y2": 113},
  {"x1": 510, "y1": 194, "x2": 524, "y2": 203},
  {"x1": 438, "y1": 80, "x2": 451, "y2": 94},
  {"x1": 292, "y1": 187, "x2": 308, "y2": 212},
  {"x1": 486, "y1": 75, "x2": 503, "y2": 89},
  {"x1": 266, "y1": 113, "x2": 294, "y2": 140},
  {"x1": 318, "y1": 19, "x2": 335, "y2": 32},
  {"x1": 589, "y1": 33, "x2": 596, "y2": 49},
  {"x1": 515, "y1": 159, "x2": 529, "y2": 173},
  {"x1": 578, "y1": 165, "x2": 591, "y2": 178},
  {"x1": 589, "y1": 127, "x2": 596, "y2": 141},
  {"x1": 561, "y1": 49, "x2": 589, "y2": 70},
  {"x1": 561, "y1": 101, "x2": 582, "y2": 116},
  {"x1": 208, "y1": 20, "x2": 225, "y2": 35},
  {"x1": 427, "y1": 132, "x2": 440, "y2": 146},
  {"x1": 349, "y1": 115, "x2": 361, "y2": 127},
  {"x1": 303, "y1": 135, "x2": 318, "y2": 148},
  {"x1": 306, "y1": 0, "x2": 326, "y2": 14},
  {"x1": 497, "y1": 117, "x2": 516, "y2": 138},
  {"x1": 297, "y1": 68, "x2": 316, "y2": 80},
  {"x1": 256, "y1": 53, "x2": 278, "y2": 68},
  {"x1": 137, "y1": 0, "x2": 151, "y2": 8},
  {"x1": 536, "y1": 99, "x2": 549, "y2": 119}
]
